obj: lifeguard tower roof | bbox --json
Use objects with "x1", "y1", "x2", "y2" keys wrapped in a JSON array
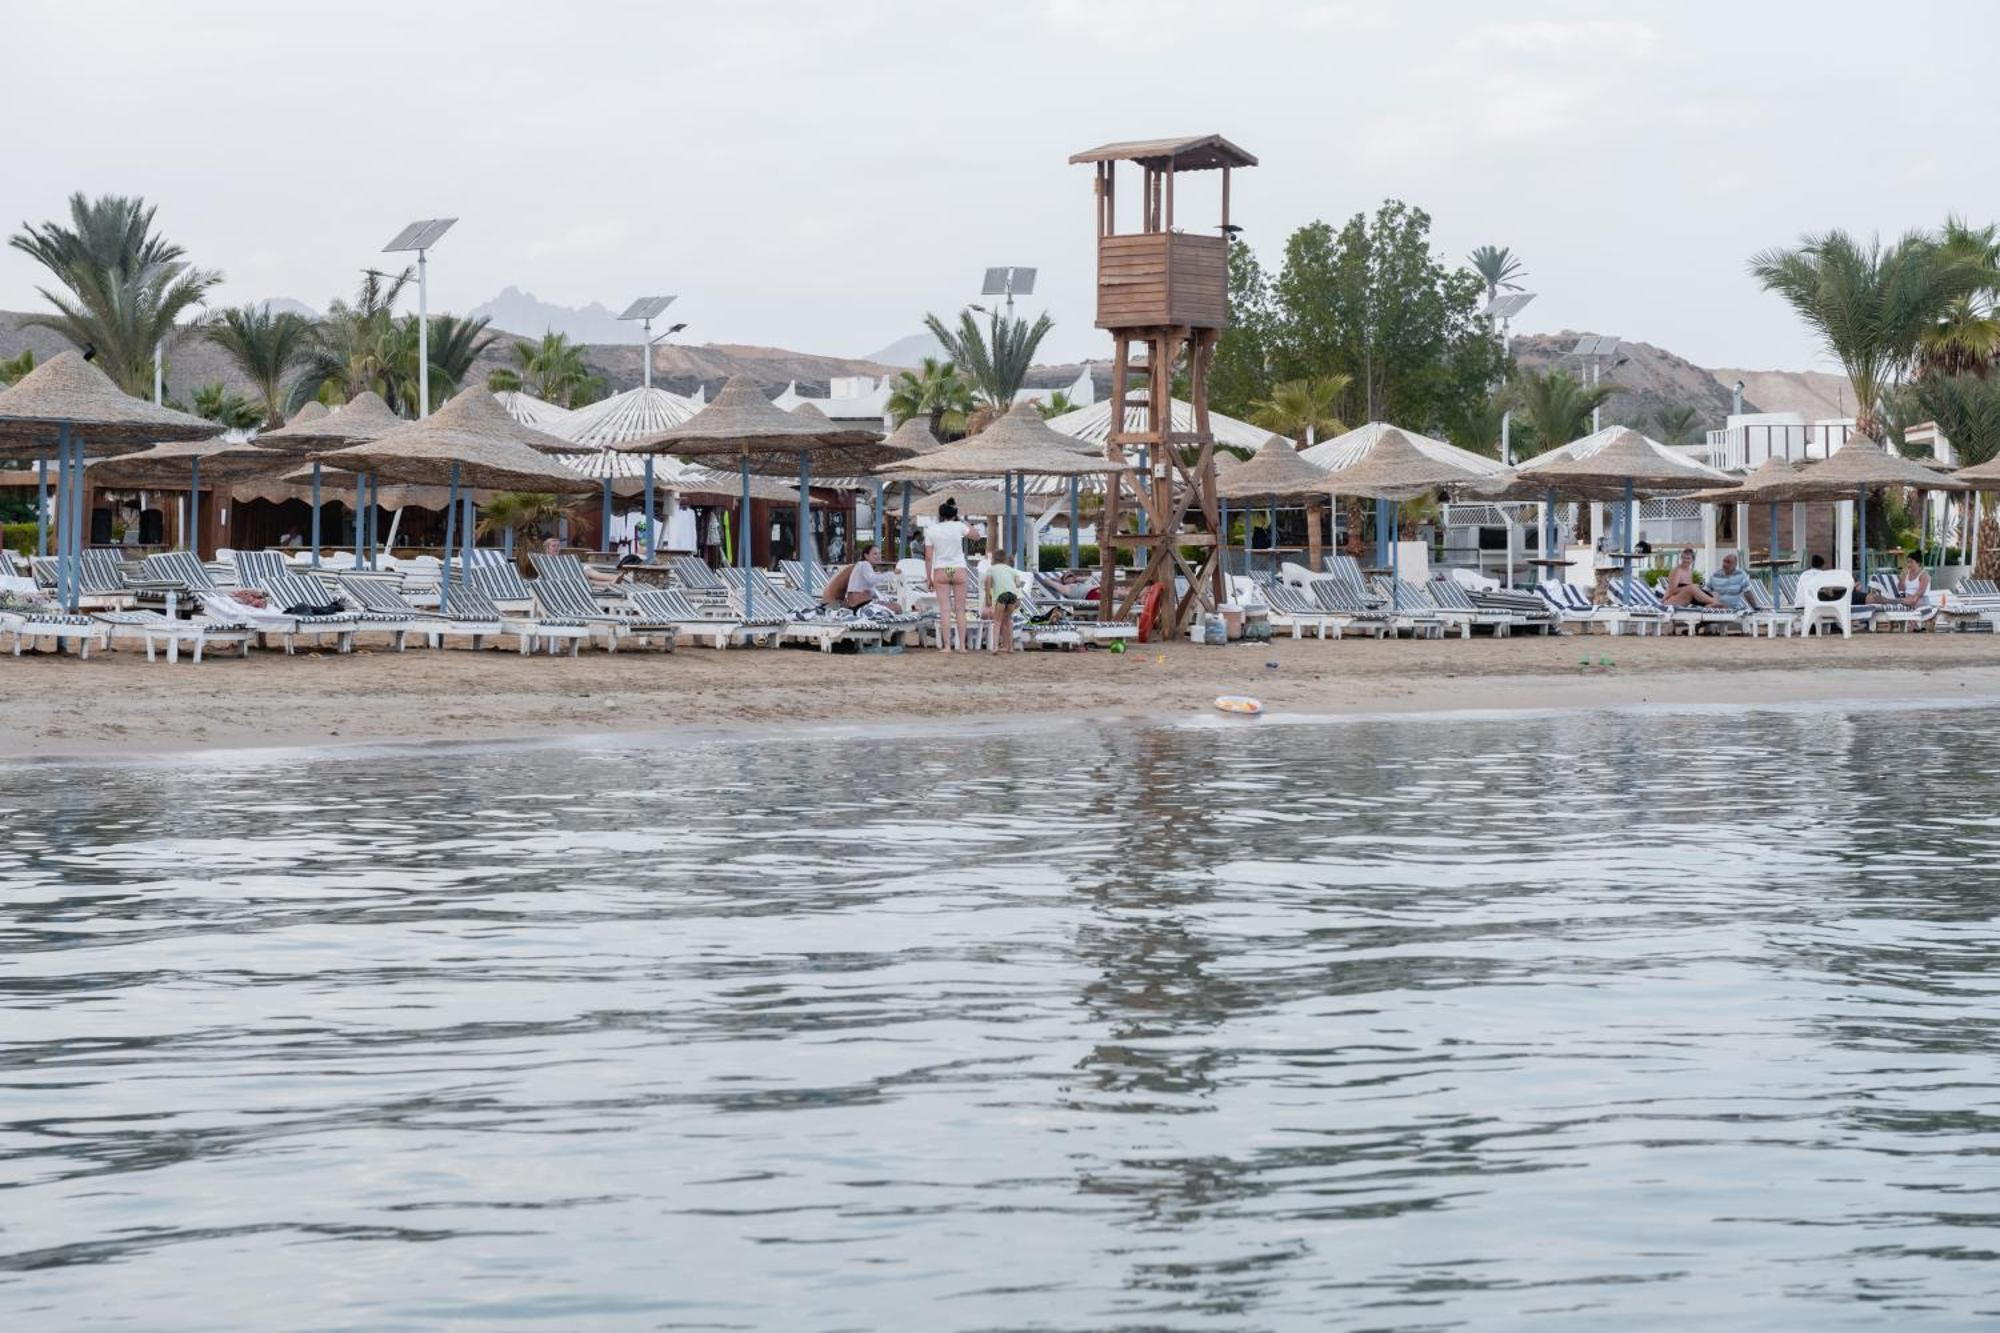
[{"x1": 1068, "y1": 135, "x2": 1258, "y2": 172}]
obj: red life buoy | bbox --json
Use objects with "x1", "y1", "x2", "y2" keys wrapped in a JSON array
[{"x1": 1135, "y1": 584, "x2": 1164, "y2": 642}]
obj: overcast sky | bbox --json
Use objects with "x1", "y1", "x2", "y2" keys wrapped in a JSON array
[{"x1": 2, "y1": 0, "x2": 1993, "y2": 373}]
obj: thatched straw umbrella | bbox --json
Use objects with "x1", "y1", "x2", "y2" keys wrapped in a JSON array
[
  {"x1": 552, "y1": 386, "x2": 702, "y2": 556},
  {"x1": 89, "y1": 436, "x2": 299, "y2": 553},
  {"x1": 1313, "y1": 427, "x2": 1490, "y2": 606},
  {"x1": 1297, "y1": 421, "x2": 1504, "y2": 579},
  {"x1": 0, "y1": 350, "x2": 216, "y2": 610},
  {"x1": 1214, "y1": 435, "x2": 1332, "y2": 575},
  {"x1": 1481, "y1": 425, "x2": 1730, "y2": 597},
  {"x1": 1683, "y1": 459, "x2": 1806, "y2": 597},
  {"x1": 250, "y1": 392, "x2": 407, "y2": 565},
  {"x1": 494, "y1": 390, "x2": 576, "y2": 431},
  {"x1": 1776, "y1": 435, "x2": 1965, "y2": 578},
  {"x1": 313, "y1": 398, "x2": 596, "y2": 612},
  {"x1": 875, "y1": 416, "x2": 945, "y2": 560},
  {"x1": 875, "y1": 401, "x2": 1122, "y2": 570},
  {"x1": 618, "y1": 375, "x2": 912, "y2": 615}
]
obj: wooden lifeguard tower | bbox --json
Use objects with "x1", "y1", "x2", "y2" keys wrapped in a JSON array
[{"x1": 1069, "y1": 134, "x2": 1256, "y2": 637}]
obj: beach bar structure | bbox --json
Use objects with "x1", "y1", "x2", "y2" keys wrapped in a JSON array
[{"x1": 1070, "y1": 134, "x2": 1255, "y2": 639}]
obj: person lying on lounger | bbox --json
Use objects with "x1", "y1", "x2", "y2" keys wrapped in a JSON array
[{"x1": 1661, "y1": 547, "x2": 1723, "y2": 608}]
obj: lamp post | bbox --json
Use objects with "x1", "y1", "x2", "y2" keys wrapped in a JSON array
[
  {"x1": 618, "y1": 297, "x2": 683, "y2": 559},
  {"x1": 383, "y1": 219, "x2": 457, "y2": 418}
]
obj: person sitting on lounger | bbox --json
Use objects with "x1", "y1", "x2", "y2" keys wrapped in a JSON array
[
  {"x1": 825, "y1": 544, "x2": 899, "y2": 613},
  {"x1": 1705, "y1": 552, "x2": 1752, "y2": 611},
  {"x1": 1661, "y1": 547, "x2": 1722, "y2": 608},
  {"x1": 1867, "y1": 553, "x2": 1931, "y2": 618}
]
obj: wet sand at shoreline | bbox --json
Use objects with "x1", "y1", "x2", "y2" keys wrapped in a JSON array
[{"x1": 3, "y1": 630, "x2": 1995, "y2": 761}]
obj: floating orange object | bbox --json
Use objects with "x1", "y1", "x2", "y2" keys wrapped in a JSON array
[{"x1": 1213, "y1": 695, "x2": 1263, "y2": 716}]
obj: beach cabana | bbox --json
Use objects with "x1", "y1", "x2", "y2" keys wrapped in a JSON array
[
  {"x1": 0, "y1": 350, "x2": 214, "y2": 611},
  {"x1": 1314, "y1": 427, "x2": 1489, "y2": 608},
  {"x1": 1484, "y1": 425, "x2": 1730, "y2": 598},
  {"x1": 617, "y1": 374, "x2": 911, "y2": 618},
  {"x1": 312, "y1": 400, "x2": 596, "y2": 613},
  {"x1": 1214, "y1": 434, "x2": 1333, "y2": 576},
  {"x1": 254, "y1": 391, "x2": 406, "y2": 565}
]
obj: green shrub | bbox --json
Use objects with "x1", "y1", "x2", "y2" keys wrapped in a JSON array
[
  {"x1": 1035, "y1": 543, "x2": 1130, "y2": 569},
  {"x1": 1640, "y1": 566, "x2": 1701, "y2": 588},
  {"x1": 2, "y1": 522, "x2": 34, "y2": 557}
]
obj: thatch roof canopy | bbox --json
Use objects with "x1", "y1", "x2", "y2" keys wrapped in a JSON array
[
  {"x1": 1483, "y1": 425, "x2": 1730, "y2": 501},
  {"x1": 1315, "y1": 426, "x2": 1489, "y2": 499},
  {"x1": 89, "y1": 437, "x2": 295, "y2": 488},
  {"x1": 1214, "y1": 435, "x2": 1332, "y2": 503},
  {"x1": 618, "y1": 374, "x2": 905, "y2": 475},
  {"x1": 1783, "y1": 435, "x2": 1966, "y2": 496},
  {"x1": 0, "y1": 350, "x2": 218, "y2": 457},
  {"x1": 878, "y1": 401, "x2": 1117, "y2": 481},
  {"x1": 311, "y1": 400, "x2": 598, "y2": 494},
  {"x1": 253, "y1": 391, "x2": 403, "y2": 454}
]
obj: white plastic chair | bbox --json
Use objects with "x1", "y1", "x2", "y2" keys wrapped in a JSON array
[{"x1": 1797, "y1": 570, "x2": 1853, "y2": 638}]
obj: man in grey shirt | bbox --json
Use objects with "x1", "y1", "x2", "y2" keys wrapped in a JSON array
[{"x1": 1705, "y1": 551, "x2": 1753, "y2": 611}]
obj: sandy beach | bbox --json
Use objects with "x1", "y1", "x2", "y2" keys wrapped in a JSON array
[{"x1": 3, "y1": 631, "x2": 1996, "y2": 760}]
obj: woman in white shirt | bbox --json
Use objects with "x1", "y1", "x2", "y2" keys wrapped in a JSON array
[{"x1": 924, "y1": 499, "x2": 973, "y2": 651}]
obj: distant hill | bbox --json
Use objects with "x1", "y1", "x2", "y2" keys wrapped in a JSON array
[
  {"x1": 865, "y1": 331, "x2": 949, "y2": 368},
  {"x1": 1707, "y1": 367, "x2": 1849, "y2": 421},
  {"x1": 1513, "y1": 332, "x2": 1743, "y2": 442},
  {"x1": 467, "y1": 286, "x2": 633, "y2": 345}
]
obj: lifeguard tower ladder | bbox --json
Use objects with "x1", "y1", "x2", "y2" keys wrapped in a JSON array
[{"x1": 1069, "y1": 134, "x2": 1256, "y2": 637}]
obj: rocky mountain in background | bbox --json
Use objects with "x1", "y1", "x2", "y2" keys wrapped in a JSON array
[
  {"x1": 1706, "y1": 366, "x2": 1849, "y2": 421},
  {"x1": 1512, "y1": 332, "x2": 1743, "y2": 441},
  {"x1": 467, "y1": 287, "x2": 632, "y2": 346}
]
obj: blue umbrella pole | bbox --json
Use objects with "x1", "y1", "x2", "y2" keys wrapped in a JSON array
[
  {"x1": 643, "y1": 457, "x2": 657, "y2": 560},
  {"x1": 740, "y1": 456, "x2": 754, "y2": 622},
  {"x1": 35, "y1": 457, "x2": 47, "y2": 559},
  {"x1": 442, "y1": 462, "x2": 460, "y2": 614},
  {"x1": 899, "y1": 480, "x2": 912, "y2": 560},
  {"x1": 1621, "y1": 478, "x2": 1635, "y2": 603},
  {"x1": 798, "y1": 452, "x2": 813, "y2": 592},
  {"x1": 310, "y1": 462, "x2": 322, "y2": 568},
  {"x1": 1068, "y1": 477, "x2": 1079, "y2": 569}
]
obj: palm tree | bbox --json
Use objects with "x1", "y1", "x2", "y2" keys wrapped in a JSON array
[
  {"x1": 187, "y1": 382, "x2": 264, "y2": 430},
  {"x1": 1468, "y1": 245, "x2": 1526, "y2": 305},
  {"x1": 296, "y1": 268, "x2": 413, "y2": 408},
  {"x1": 1249, "y1": 374, "x2": 1351, "y2": 446},
  {"x1": 1915, "y1": 374, "x2": 2000, "y2": 469},
  {"x1": 476, "y1": 492, "x2": 575, "y2": 547},
  {"x1": 1508, "y1": 369, "x2": 1613, "y2": 451},
  {"x1": 1652, "y1": 403, "x2": 1705, "y2": 445},
  {"x1": 8, "y1": 193, "x2": 221, "y2": 396},
  {"x1": 1918, "y1": 219, "x2": 2000, "y2": 379},
  {"x1": 1036, "y1": 390, "x2": 1079, "y2": 420},
  {"x1": 1749, "y1": 229, "x2": 1982, "y2": 437},
  {"x1": 885, "y1": 356, "x2": 977, "y2": 438},
  {"x1": 402, "y1": 313, "x2": 496, "y2": 413},
  {"x1": 488, "y1": 331, "x2": 603, "y2": 407},
  {"x1": 0, "y1": 348, "x2": 34, "y2": 387},
  {"x1": 1445, "y1": 392, "x2": 1508, "y2": 458},
  {"x1": 205, "y1": 304, "x2": 311, "y2": 426},
  {"x1": 921, "y1": 308, "x2": 1055, "y2": 408}
]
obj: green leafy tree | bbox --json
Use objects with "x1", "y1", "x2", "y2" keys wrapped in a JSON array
[
  {"x1": 1750, "y1": 229, "x2": 1981, "y2": 437},
  {"x1": 1508, "y1": 369, "x2": 1614, "y2": 453},
  {"x1": 1209, "y1": 239, "x2": 1277, "y2": 419},
  {"x1": 885, "y1": 356, "x2": 977, "y2": 438},
  {"x1": 487, "y1": 331, "x2": 601, "y2": 407},
  {"x1": 0, "y1": 348, "x2": 34, "y2": 387},
  {"x1": 1249, "y1": 375, "x2": 1350, "y2": 446},
  {"x1": 205, "y1": 303, "x2": 311, "y2": 426},
  {"x1": 1468, "y1": 245, "x2": 1526, "y2": 304},
  {"x1": 186, "y1": 381, "x2": 264, "y2": 430},
  {"x1": 392, "y1": 313, "x2": 495, "y2": 414},
  {"x1": 921, "y1": 308, "x2": 1054, "y2": 408},
  {"x1": 8, "y1": 193, "x2": 221, "y2": 396},
  {"x1": 1269, "y1": 201, "x2": 1505, "y2": 431}
]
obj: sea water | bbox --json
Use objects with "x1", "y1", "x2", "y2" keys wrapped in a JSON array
[{"x1": 2, "y1": 707, "x2": 1997, "y2": 1330}]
